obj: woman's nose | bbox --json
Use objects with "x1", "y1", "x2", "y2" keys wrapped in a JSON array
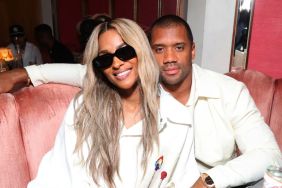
[{"x1": 112, "y1": 56, "x2": 124, "y2": 69}]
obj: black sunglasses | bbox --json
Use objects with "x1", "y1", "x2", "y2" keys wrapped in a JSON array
[{"x1": 92, "y1": 45, "x2": 137, "y2": 69}]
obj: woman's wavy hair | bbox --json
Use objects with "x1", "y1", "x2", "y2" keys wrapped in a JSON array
[{"x1": 73, "y1": 18, "x2": 160, "y2": 188}]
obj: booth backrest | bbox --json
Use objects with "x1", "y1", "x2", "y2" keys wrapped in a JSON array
[
  {"x1": 226, "y1": 70, "x2": 281, "y2": 150},
  {"x1": 0, "y1": 94, "x2": 30, "y2": 188},
  {"x1": 226, "y1": 69, "x2": 276, "y2": 125},
  {"x1": 0, "y1": 84, "x2": 80, "y2": 188},
  {"x1": 269, "y1": 78, "x2": 282, "y2": 149}
]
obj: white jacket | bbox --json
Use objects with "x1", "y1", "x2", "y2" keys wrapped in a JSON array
[{"x1": 27, "y1": 92, "x2": 200, "y2": 188}]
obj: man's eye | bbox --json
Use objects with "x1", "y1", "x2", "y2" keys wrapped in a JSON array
[
  {"x1": 175, "y1": 45, "x2": 184, "y2": 51},
  {"x1": 154, "y1": 47, "x2": 164, "y2": 53}
]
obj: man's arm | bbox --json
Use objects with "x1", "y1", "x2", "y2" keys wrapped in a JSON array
[
  {"x1": 0, "y1": 63, "x2": 86, "y2": 93},
  {"x1": 25, "y1": 63, "x2": 86, "y2": 87},
  {"x1": 207, "y1": 83, "x2": 282, "y2": 188},
  {"x1": 0, "y1": 68, "x2": 30, "y2": 93}
]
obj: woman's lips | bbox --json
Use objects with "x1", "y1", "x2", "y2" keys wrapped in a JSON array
[{"x1": 114, "y1": 69, "x2": 131, "y2": 80}]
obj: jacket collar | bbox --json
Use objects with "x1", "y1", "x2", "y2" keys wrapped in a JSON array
[
  {"x1": 159, "y1": 89, "x2": 193, "y2": 128},
  {"x1": 192, "y1": 64, "x2": 221, "y2": 99}
]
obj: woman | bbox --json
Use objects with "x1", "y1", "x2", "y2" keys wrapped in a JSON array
[{"x1": 28, "y1": 18, "x2": 199, "y2": 188}]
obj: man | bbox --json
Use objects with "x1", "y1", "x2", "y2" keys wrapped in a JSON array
[
  {"x1": 77, "y1": 14, "x2": 112, "y2": 51},
  {"x1": 7, "y1": 24, "x2": 43, "y2": 67},
  {"x1": 34, "y1": 24, "x2": 75, "y2": 63},
  {"x1": 0, "y1": 15, "x2": 281, "y2": 187},
  {"x1": 149, "y1": 15, "x2": 281, "y2": 187}
]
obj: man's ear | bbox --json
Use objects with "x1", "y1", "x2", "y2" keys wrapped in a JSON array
[{"x1": 191, "y1": 42, "x2": 196, "y2": 60}]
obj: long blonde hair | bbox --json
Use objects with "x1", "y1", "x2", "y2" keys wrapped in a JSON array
[{"x1": 74, "y1": 18, "x2": 160, "y2": 187}]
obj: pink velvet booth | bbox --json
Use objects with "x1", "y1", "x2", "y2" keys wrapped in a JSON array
[
  {"x1": 0, "y1": 70, "x2": 281, "y2": 188},
  {"x1": 226, "y1": 70, "x2": 282, "y2": 150},
  {"x1": 226, "y1": 69, "x2": 275, "y2": 125},
  {"x1": 0, "y1": 84, "x2": 80, "y2": 188},
  {"x1": 270, "y1": 78, "x2": 282, "y2": 149}
]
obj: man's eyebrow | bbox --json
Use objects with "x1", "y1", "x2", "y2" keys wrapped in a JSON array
[
  {"x1": 151, "y1": 42, "x2": 185, "y2": 47},
  {"x1": 175, "y1": 42, "x2": 185, "y2": 45},
  {"x1": 151, "y1": 43, "x2": 164, "y2": 47}
]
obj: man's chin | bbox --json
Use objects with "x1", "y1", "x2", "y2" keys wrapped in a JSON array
[{"x1": 161, "y1": 77, "x2": 181, "y2": 86}]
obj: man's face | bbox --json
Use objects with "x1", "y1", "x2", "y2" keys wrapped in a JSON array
[
  {"x1": 35, "y1": 33, "x2": 49, "y2": 48},
  {"x1": 150, "y1": 25, "x2": 195, "y2": 88},
  {"x1": 11, "y1": 35, "x2": 25, "y2": 47}
]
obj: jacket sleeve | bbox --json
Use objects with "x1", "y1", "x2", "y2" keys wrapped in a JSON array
[
  {"x1": 206, "y1": 82, "x2": 282, "y2": 188},
  {"x1": 24, "y1": 63, "x2": 86, "y2": 87}
]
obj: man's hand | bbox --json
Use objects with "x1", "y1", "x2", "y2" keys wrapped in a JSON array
[
  {"x1": 192, "y1": 177, "x2": 207, "y2": 188},
  {"x1": 0, "y1": 68, "x2": 29, "y2": 93}
]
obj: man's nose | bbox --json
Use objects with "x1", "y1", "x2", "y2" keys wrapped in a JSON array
[{"x1": 163, "y1": 48, "x2": 177, "y2": 64}]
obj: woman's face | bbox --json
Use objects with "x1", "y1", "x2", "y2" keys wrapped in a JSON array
[{"x1": 97, "y1": 29, "x2": 139, "y2": 92}]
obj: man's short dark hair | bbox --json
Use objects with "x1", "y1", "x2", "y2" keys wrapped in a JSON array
[
  {"x1": 34, "y1": 24, "x2": 53, "y2": 36},
  {"x1": 149, "y1": 14, "x2": 194, "y2": 44}
]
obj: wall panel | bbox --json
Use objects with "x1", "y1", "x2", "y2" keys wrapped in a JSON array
[
  {"x1": 55, "y1": 0, "x2": 182, "y2": 52},
  {"x1": 0, "y1": 0, "x2": 41, "y2": 46},
  {"x1": 87, "y1": 0, "x2": 110, "y2": 16},
  {"x1": 137, "y1": 0, "x2": 158, "y2": 31},
  {"x1": 114, "y1": 0, "x2": 134, "y2": 19},
  {"x1": 248, "y1": 0, "x2": 282, "y2": 78},
  {"x1": 56, "y1": 0, "x2": 82, "y2": 52}
]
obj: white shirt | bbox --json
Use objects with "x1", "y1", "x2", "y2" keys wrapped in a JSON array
[
  {"x1": 8, "y1": 42, "x2": 43, "y2": 67},
  {"x1": 25, "y1": 63, "x2": 282, "y2": 188}
]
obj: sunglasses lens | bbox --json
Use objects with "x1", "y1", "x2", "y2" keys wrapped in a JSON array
[
  {"x1": 116, "y1": 45, "x2": 137, "y2": 61},
  {"x1": 92, "y1": 45, "x2": 136, "y2": 69},
  {"x1": 93, "y1": 54, "x2": 113, "y2": 69}
]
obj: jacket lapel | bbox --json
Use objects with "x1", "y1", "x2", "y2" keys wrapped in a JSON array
[{"x1": 137, "y1": 91, "x2": 194, "y2": 187}]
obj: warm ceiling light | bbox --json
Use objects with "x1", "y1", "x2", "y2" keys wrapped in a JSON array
[
  {"x1": 0, "y1": 48, "x2": 14, "y2": 72},
  {"x1": 0, "y1": 48, "x2": 14, "y2": 61}
]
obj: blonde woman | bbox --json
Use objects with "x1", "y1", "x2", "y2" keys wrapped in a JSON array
[{"x1": 27, "y1": 18, "x2": 199, "y2": 188}]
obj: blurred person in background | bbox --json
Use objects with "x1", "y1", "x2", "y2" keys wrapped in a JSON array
[
  {"x1": 34, "y1": 24, "x2": 75, "y2": 63},
  {"x1": 7, "y1": 24, "x2": 43, "y2": 68},
  {"x1": 74, "y1": 14, "x2": 112, "y2": 62},
  {"x1": 78, "y1": 14, "x2": 111, "y2": 51}
]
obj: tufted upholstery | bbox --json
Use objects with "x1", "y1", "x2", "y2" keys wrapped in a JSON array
[
  {"x1": 0, "y1": 94, "x2": 30, "y2": 188},
  {"x1": 269, "y1": 78, "x2": 282, "y2": 149},
  {"x1": 0, "y1": 84, "x2": 80, "y2": 188},
  {"x1": 226, "y1": 69, "x2": 275, "y2": 125},
  {"x1": 226, "y1": 69, "x2": 282, "y2": 150}
]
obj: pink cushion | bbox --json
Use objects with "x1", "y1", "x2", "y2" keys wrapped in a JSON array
[
  {"x1": 269, "y1": 79, "x2": 282, "y2": 151},
  {"x1": 0, "y1": 94, "x2": 30, "y2": 188},
  {"x1": 13, "y1": 84, "x2": 80, "y2": 179},
  {"x1": 226, "y1": 70, "x2": 275, "y2": 124}
]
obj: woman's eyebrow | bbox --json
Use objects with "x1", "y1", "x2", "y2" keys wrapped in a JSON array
[{"x1": 98, "y1": 42, "x2": 126, "y2": 55}]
